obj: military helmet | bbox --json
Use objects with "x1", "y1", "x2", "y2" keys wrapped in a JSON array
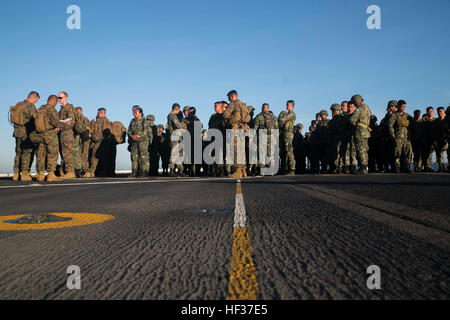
[
  {"x1": 146, "y1": 114, "x2": 155, "y2": 121},
  {"x1": 157, "y1": 124, "x2": 164, "y2": 130},
  {"x1": 330, "y1": 104, "x2": 341, "y2": 112},
  {"x1": 183, "y1": 106, "x2": 190, "y2": 112},
  {"x1": 320, "y1": 110, "x2": 328, "y2": 116},
  {"x1": 350, "y1": 94, "x2": 363, "y2": 104},
  {"x1": 387, "y1": 100, "x2": 398, "y2": 108},
  {"x1": 297, "y1": 123, "x2": 303, "y2": 129}
]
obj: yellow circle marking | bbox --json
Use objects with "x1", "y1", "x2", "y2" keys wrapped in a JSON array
[{"x1": 0, "y1": 213, "x2": 115, "y2": 231}]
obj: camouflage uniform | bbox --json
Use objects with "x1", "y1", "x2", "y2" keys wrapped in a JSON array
[
  {"x1": 278, "y1": 111, "x2": 296, "y2": 173},
  {"x1": 128, "y1": 117, "x2": 150, "y2": 174},
  {"x1": 146, "y1": 115, "x2": 159, "y2": 176},
  {"x1": 341, "y1": 113, "x2": 357, "y2": 173},
  {"x1": 89, "y1": 117, "x2": 113, "y2": 175},
  {"x1": 35, "y1": 104, "x2": 60, "y2": 173},
  {"x1": 293, "y1": 124, "x2": 306, "y2": 174},
  {"x1": 388, "y1": 111, "x2": 413, "y2": 172},
  {"x1": 420, "y1": 117, "x2": 435, "y2": 171},
  {"x1": 349, "y1": 96, "x2": 372, "y2": 173},
  {"x1": 73, "y1": 113, "x2": 91, "y2": 174},
  {"x1": 58, "y1": 104, "x2": 75, "y2": 173},
  {"x1": 317, "y1": 113, "x2": 331, "y2": 173},
  {"x1": 253, "y1": 110, "x2": 278, "y2": 171},
  {"x1": 208, "y1": 112, "x2": 226, "y2": 176},
  {"x1": 12, "y1": 100, "x2": 36, "y2": 173},
  {"x1": 167, "y1": 112, "x2": 185, "y2": 174},
  {"x1": 379, "y1": 111, "x2": 396, "y2": 172},
  {"x1": 433, "y1": 117, "x2": 448, "y2": 172},
  {"x1": 328, "y1": 105, "x2": 345, "y2": 173},
  {"x1": 186, "y1": 114, "x2": 202, "y2": 176},
  {"x1": 223, "y1": 99, "x2": 251, "y2": 177}
]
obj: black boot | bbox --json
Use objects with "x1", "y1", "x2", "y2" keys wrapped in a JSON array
[
  {"x1": 128, "y1": 170, "x2": 138, "y2": 178},
  {"x1": 75, "y1": 169, "x2": 82, "y2": 178}
]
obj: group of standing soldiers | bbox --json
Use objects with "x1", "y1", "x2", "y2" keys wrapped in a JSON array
[
  {"x1": 11, "y1": 91, "x2": 449, "y2": 181},
  {"x1": 295, "y1": 99, "x2": 450, "y2": 175},
  {"x1": 10, "y1": 91, "x2": 125, "y2": 182}
]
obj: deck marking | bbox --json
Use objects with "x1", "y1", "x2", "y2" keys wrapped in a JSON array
[{"x1": 227, "y1": 180, "x2": 259, "y2": 300}]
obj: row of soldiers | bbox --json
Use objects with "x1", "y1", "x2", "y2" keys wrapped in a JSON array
[
  {"x1": 11, "y1": 91, "x2": 449, "y2": 181},
  {"x1": 295, "y1": 101, "x2": 450, "y2": 174},
  {"x1": 128, "y1": 91, "x2": 449, "y2": 178},
  {"x1": 10, "y1": 91, "x2": 125, "y2": 182}
]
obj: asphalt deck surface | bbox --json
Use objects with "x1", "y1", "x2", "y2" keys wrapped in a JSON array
[{"x1": 0, "y1": 173, "x2": 449, "y2": 300}]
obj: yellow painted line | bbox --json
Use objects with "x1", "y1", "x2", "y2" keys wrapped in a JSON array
[
  {"x1": 227, "y1": 180, "x2": 259, "y2": 300},
  {"x1": 0, "y1": 213, "x2": 115, "y2": 231}
]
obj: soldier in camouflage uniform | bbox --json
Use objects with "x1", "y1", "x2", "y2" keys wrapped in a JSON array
[
  {"x1": 328, "y1": 104, "x2": 345, "y2": 174},
  {"x1": 434, "y1": 107, "x2": 448, "y2": 172},
  {"x1": 128, "y1": 106, "x2": 150, "y2": 178},
  {"x1": 186, "y1": 107, "x2": 202, "y2": 176},
  {"x1": 208, "y1": 102, "x2": 226, "y2": 177},
  {"x1": 293, "y1": 123, "x2": 306, "y2": 174},
  {"x1": 34, "y1": 95, "x2": 63, "y2": 182},
  {"x1": 254, "y1": 103, "x2": 279, "y2": 175},
  {"x1": 73, "y1": 107, "x2": 91, "y2": 178},
  {"x1": 167, "y1": 103, "x2": 187, "y2": 177},
  {"x1": 11, "y1": 91, "x2": 39, "y2": 181},
  {"x1": 421, "y1": 107, "x2": 436, "y2": 172},
  {"x1": 388, "y1": 100, "x2": 413, "y2": 173},
  {"x1": 223, "y1": 90, "x2": 251, "y2": 179},
  {"x1": 341, "y1": 103, "x2": 357, "y2": 174},
  {"x1": 349, "y1": 94, "x2": 372, "y2": 174},
  {"x1": 317, "y1": 110, "x2": 332, "y2": 173},
  {"x1": 146, "y1": 115, "x2": 159, "y2": 176},
  {"x1": 309, "y1": 113, "x2": 322, "y2": 174},
  {"x1": 277, "y1": 100, "x2": 296, "y2": 175},
  {"x1": 57, "y1": 91, "x2": 77, "y2": 179},
  {"x1": 89, "y1": 108, "x2": 113, "y2": 177},
  {"x1": 410, "y1": 110, "x2": 423, "y2": 172},
  {"x1": 378, "y1": 101, "x2": 397, "y2": 173}
]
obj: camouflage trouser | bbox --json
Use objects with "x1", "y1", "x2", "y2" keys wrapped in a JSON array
[
  {"x1": 130, "y1": 140, "x2": 150, "y2": 172},
  {"x1": 394, "y1": 139, "x2": 412, "y2": 168},
  {"x1": 421, "y1": 141, "x2": 434, "y2": 169},
  {"x1": 411, "y1": 139, "x2": 422, "y2": 170},
  {"x1": 14, "y1": 137, "x2": 35, "y2": 172},
  {"x1": 73, "y1": 134, "x2": 82, "y2": 170},
  {"x1": 341, "y1": 135, "x2": 356, "y2": 167},
  {"x1": 280, "y1": 133, "x2": 294, "y2": 171},
  {"x1": 354, "y1": 136, "x2": 369, "y2": 166},
  {"x1": 81, "y1": 140, "x2": 90, "y2": 172},
  {"x1": 59, "y1": 130, "x2": 75, "y2": 172},
  {"x1": 169, "y1": 140, "x2": 184, "y2": 172},
  {"x1": 434, "y1": 142, "x2": 448, "y2": 169},
  {"x1": 332, "y1": 138, "x2": 343, "y2": 168},
  {"x1": 36, "y1": 130, "x2": 59, "y2": 172},
  {"x1": 90, "y1": 142, "x2": 101, "y2": 173}
]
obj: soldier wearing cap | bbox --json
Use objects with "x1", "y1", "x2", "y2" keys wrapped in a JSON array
[
  {"x1": 388, "y1": 100, "x2": 413, "y2": 173},
  {"x1": 278, "y1": 100, "x2": 297, "y2": 175},
  {"x1": 349, "y1": 94, "x2": 372, "y2": 174},
  {"x1": 317, "y1": 109, "x2": 332, "y2": 173},
  {"x1": 186, "y1": 107, "x2": 202, "y2": 176},
  {"x1": 167, "y1": 103, "x2": 187, "y2": 177}
]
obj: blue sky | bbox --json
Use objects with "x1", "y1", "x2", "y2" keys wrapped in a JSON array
[{"x1": 1, "y1": 0, "x2": 449, "y2": 172}]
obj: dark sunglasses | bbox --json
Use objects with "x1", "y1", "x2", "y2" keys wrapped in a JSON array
[{"x1": 57, "y1": 96, "x2": 64, "y2": 99}]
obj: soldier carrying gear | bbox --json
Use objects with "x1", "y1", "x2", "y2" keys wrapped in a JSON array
[
  {"x1": 128, "y1": 106, "x2": 150, "y2": 178},
  {"x1": 278, "y1": 100, "x2": 297, "y2": 175},
  {"x1": 349, "y1": 94, "x2": 372, "y2": 174},
  {"x1": 223, "y1": 90, "x2": 251, "y2": 179},
  {"x1": 10, "y1": 91, "x2": 39, "y2": 181}
]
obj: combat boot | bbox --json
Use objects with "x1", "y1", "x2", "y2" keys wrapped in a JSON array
[
  {"x1": 128, "y1": 170, "x2": 138, "y2": 178},
  {"x1": 46, "y1": 172, "x2": 63, "y2": 182},
  {"x1": 20, "y1": 171, "x2": 32, "y2": 182},
  {"x1": 12, "y1": 169, "x2": 20, "y2": 181},
  {"x1": 75, "y1": 169, "x2": 82, "y2": 178},
  {"x1": 228, "y1": 167, "x2": 243, "y2": 179},
  {"x1": 58, "y1": 165, "x2": 65, "y2": 177},
  {"x1": 36, "y1": 171, "x2": 46, "y2": 182},
  {"x1": 61, "y1": 171, "x2": 76, "y2": 180},
  {"x1": 81, "y1": 171, "x2": 91, "y2": 178}
]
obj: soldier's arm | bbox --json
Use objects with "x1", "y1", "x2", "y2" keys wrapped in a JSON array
[
  {"x1": 223, "y1": 104, "x2": 235, "y2": 119},
  {"x1": 127, "y1": 121, "x2": 134, "y2": 139},
  {"x1": 49, "y1": 109, "x2": 61, "y2": 129},
  {"x1": 388, "y1": 114, "x2": 396, "y2": 139},
  {"x1": 349, "y1": 109, "x2": 360, "y2": 126},
  {"x1": 172, "y1": 116, "x2": 185, "y2": 130}
]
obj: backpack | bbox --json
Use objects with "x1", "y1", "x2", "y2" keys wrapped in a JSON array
[
  {"x1": 34, "y1": 108, "x2": 52, "y2": 133},
  {"x1": 73, "y1": 114, "x2": 87, "y2": 134},
  {"x1": 230, "y1": 102, "x2": 251, "y2": 125},
  {"x1": 9, "y1": 103, "x2": 26, "y2": 126},
  {"x1": 111, "y1": 121, "x2": 127, "y2": 144},
  {"x1": 263, "y1": 113, "x2": 275, "y2": 130}
]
